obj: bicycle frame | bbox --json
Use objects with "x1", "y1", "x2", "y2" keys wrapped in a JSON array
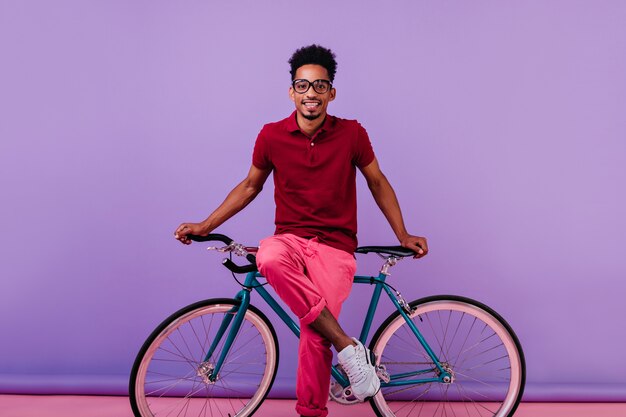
[{"x1": 203, "y1": 270, "x2": 452, "y2": 388}]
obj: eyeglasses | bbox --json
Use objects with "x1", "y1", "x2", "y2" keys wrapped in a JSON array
[{"x1": 292, "y1": 79, "x2": 333, "y2": 94}]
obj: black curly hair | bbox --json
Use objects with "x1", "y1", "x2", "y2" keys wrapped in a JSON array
[{"x1": 288, "y1": 44, "x2": 337, "y2": 82}]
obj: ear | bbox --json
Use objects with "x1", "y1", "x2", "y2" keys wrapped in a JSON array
[
  {"x1": 289, "y1": 86, "x2": 295, "y2": 103},
  {"x1": 329, "y1": 87, "x2": 336, "y2": 102}
]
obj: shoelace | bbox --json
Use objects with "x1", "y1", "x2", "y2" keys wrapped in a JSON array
[{"x1": 344, "y1": 346, "x2": 368, "y2": 384}]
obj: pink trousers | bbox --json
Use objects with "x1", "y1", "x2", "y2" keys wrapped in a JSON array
[{"x1": 256, "y1": 234, "x2": 356, "y2": 417}]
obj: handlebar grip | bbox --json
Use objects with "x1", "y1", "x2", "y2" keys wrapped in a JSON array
[
  {"x1": 188, "y1": 234, "x2": 233, "y2": 244},
  {"x1": 246, "y1": 253, "x2": 257, "y2": 265},
  {"x1": 222, "y1": 258, "x2": 258, "y2": 274}
]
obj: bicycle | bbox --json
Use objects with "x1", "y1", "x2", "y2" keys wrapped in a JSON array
[{"x1": 129, "y1": 233, "x2": 525, "y2": 417}]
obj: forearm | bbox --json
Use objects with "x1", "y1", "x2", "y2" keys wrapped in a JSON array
[
  {"x1": 199, "y1": 179, "x2": 262, "y2": 233},
  {"x1": 368, "y1": 175, "x2": 409, "y2": 242}
]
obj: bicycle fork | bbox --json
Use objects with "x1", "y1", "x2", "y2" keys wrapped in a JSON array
[{"x1": 197, "y1": 289, "x2": 251, "y2": 383}]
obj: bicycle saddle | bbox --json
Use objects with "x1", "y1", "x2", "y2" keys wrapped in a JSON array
[{"x1": 355, "y1": 245, "x2": 416, "y2": 257}]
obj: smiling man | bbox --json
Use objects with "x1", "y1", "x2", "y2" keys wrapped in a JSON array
[{"x1": 175, "y1": 44, "x2": 428, "y2": 417}]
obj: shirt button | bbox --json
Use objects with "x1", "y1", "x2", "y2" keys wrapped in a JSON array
[{"x1": 311, "y1": 142, "x2": 315, "y2": 147}]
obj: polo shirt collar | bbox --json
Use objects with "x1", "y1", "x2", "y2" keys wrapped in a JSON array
[{"x1": 285, "y1": 110, "x2": 335, "y2": 136}]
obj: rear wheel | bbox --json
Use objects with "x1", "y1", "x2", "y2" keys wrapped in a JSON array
[
  {"x1": 369, "y1": 295, "x2": 525, "y2": 417},
  {"x1": 129, "y1": 298, "x2": 279, "y2": 417}
]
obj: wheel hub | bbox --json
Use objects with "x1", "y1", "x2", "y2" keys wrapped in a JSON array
[
  {"x1": 197, "y1": 361, "x2": 216, "y2": 384},
  {"x1": 436, "y1": 362, "x2": 455, "y2": 384}
]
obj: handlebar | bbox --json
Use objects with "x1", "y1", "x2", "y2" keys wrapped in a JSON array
[
  {"x1": 188, "y1": 233, "x2": 233, "y2": 245},
  {"x1": 186, "y1": 233, "x2": 417, "y2": 275},
  {"x1": 188, "y1": 233, "x2": 258, "y2": 274}
]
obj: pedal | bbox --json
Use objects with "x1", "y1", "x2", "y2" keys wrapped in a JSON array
[
  {"x1": 370, "y1": 350, "x2": 389, "y2": 383},
  {"x1": 376, "y1": 364, "x2": 390, "y2": 383}
]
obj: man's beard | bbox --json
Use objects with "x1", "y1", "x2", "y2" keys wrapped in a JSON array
[{"x1": 303, "y1": 113, "x2": 321, "y2": 121}]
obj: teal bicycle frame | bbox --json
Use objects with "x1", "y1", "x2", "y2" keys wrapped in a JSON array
[{"x1": 203, "y1": 270, "x2": 452, "y2": 388}]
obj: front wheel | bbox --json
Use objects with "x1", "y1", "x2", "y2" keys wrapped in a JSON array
[
  {"x1": 369, "y1": 295, "x2": 525, "y2": 417},
  {"x1": 129, "y1": 298, "x2": 279, "y2": 417}
]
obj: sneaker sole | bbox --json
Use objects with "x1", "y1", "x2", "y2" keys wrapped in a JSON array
[{"x1": 366, "y1": 384, "x2": 382, "y2": 400}]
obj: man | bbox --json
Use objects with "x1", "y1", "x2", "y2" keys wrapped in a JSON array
[{"x1": 175, "y1": 44, "x2": 428, "y2": 417}]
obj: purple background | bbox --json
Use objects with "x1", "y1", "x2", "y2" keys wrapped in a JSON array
[{"x1": 1, "y1": 1, "x2": 625, "y2": 401}]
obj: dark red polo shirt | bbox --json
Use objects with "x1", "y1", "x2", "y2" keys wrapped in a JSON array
[{"x1": 252, "y1": 111, "x2": 375, "y2": 254}]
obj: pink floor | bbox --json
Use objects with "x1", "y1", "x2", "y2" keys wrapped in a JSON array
[{"x1": 1, "y1": 395, "x2": 625, "y2": 417}]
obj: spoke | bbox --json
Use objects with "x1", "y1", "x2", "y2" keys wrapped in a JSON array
[
  {"x1": 453, "y1": 383, "x2": 474, "y2": 417},
  {"x1": 432, "y1": 400, "x2": 443, "y2": 417},
  {"x1": 457, "y1": 333, "x2": 504, "y2": 366},
  {"x1": 471, "y1": 342, "x2": 505, "y2": 360},
  {"x1": 447, "y1": 311, "x2": 465, "y2": 363},
  {"x1": 440, "y1": 309, "x2": 453, "y2": 362},
  {"x1": 218, "y1": 376, "x2": 249, "y2": 414},
  {"x1": 219, "y1": 339, "x2": 264, "y2": 367},
  {"x1": 200, "y1": 313, "x2": 214, "y2": 361},
  {"x1": 454, "y1": 370, "x2": 501, "y2": 390},
  {"x1": 385, "y1": 324, "x2": 432, "y2": 364},
  {"x1": 177, "y1": 386, "x2": 193, "y2": 417},
  {"x1": 177, "y1": 324, "x2": 199, "y2": 365},
  {"x1": 188, "y1": 315, "x2": 207, "y2": 356},
  {"x1": 159, "y1": 338, "x2": 199, "y2": 373},
  {"x1": 392, "y1": 383, "x2": 434, "y2": 415},
  {"x1": 442, "y1": 383, "x2": 458, "y2": 417},
  {"x1": 145, "y1": 374, "x2": 198, "y2": 386},
  {"x1": 458, "y1": 332, "x2": 498, "y2": 359},
  {"x1": 156, "y1": 345, "x2": 198, "y2": 368},
  {"x1": 452, "y1": 315, "x2": 477, "y2": 369},
  {"x1": 384, "y1": 381, "x2": 433, "y2": 399},
  {"x1": 385, "y1": 325, "x2": 424, "y2": 359},
  {"x1": 219, "y1": 367, "x2": 265, "y2": 378},
  {"x1": 200, "y1": 394, "x2": 209, "y2": 417},
  {"x1": 207, "y1": 390, "x2": 215, "y2": 417},
  {"x1": 425, "y1": 313, "x2": 447, "y2": 362},
  {"x1": 151, "y1": 357, "x2": 196, "y2": 364},
  {"x1": 145, "y1": 369, "x2": 197, "y2": 397},
  {"x1": 151, "y1": 382, "x2": 208, "y2": 417},
  {"x1": 461, "y1": 354, "x2": 509, "y2": 374},
  {"x1": 456, "y1": 381, "x2": 500, "y2": 415},
  {"x1": 147, "y1": 369, "x2": 196, "y2": 379}
]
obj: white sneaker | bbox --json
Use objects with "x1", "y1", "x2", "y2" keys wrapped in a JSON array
[{"x1": 337, "y1": 338, "x2": 380, "y2": 400}]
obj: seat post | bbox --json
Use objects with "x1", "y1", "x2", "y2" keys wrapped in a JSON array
[{"x1": 380, "y1": 255, "x2": 401, "y2": 276}]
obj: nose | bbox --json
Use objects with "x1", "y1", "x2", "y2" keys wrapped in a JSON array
[{"x1": 304, "y1": 88, "x2": 319, "y2": 99}]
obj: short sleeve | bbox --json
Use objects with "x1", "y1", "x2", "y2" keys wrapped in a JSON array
[
  {"x1": 252, "y1": 127, "x2": 273, "y2": 170},
  {"x1": 353, "y1": 122, "x2": 376, "y2": 168}
]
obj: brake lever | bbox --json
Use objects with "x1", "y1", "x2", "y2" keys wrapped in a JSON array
[
  {"x1": 207, "y1": 242, "x2": 257, "y2": 267},
  {"x1": 206, "y1": 243, "x2": 235, "y2": 252}
]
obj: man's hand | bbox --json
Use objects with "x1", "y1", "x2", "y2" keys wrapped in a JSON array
[
  {"x1": 401, "y1": 235, "x2": 429, "y2": 259},
  {"x1": 174, "y1": 222, "x2": 209, "y2": 245}
]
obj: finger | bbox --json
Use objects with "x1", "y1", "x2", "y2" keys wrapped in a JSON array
[
  {"x1": 413, "y1": 242, "x2": 424, "y2": 255},
  {"x1": 415, "y1": 238, "x2": 428, "y2": 252},
  {"x1": 175, "y1": 224, "x2": 189, "y2": 237},
  {"x1": 414, "y1": 240, "x2": 428, "y2": 258}
]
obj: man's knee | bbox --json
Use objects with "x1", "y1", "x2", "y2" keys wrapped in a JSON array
[
  {"x1": 257, "y1": 237, "x2": 299, "y2": 276},
  {"x1": 257, "y1": 250, "x2": 290, "y2": 278}
]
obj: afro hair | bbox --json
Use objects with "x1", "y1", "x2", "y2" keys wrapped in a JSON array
[{"x1": 288, "y1": 44, "x2": 338, "y2": 82}]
